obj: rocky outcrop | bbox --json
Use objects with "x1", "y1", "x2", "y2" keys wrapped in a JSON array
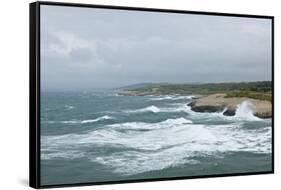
[
  {"x1": 222, "y1": 108, "x2": 236, "y2": 116},
  {"x1": 188, "y1": 104, "x2": 236, "y2": 116},
  {"x1": 254, "y1": 112, "x2": 272, "y2": 119},
  {"x1": 188, "y1": 93, "x2": 272, "y2": 118},
  {"x1": 191, "y1": 105, "x2": 225, "y2": 113}
]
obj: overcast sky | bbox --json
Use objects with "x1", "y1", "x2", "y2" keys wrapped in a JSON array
[{"x1": 41, "y1": 5, "x2": 272, "y2": 90}]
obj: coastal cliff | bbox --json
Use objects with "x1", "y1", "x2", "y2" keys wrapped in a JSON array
[
  {"x1": 118, "y1": 82, "x2": 272, "y2": 119},
  {"x1": 188, "y1": 93, "x2": 271, "y2": 118}
]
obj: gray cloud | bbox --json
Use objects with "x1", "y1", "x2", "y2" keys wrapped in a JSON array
[{"x1": 41, "y1": 5, "x2": 272, "y2": 90}]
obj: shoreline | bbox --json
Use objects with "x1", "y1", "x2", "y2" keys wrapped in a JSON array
[
  {"x1": 187, "y1": 93, "x2": 272, "y2": 119},
  {"x1": 117, "y1": 81, "x2": 272, "y2": 119},
  {"x1": 118, "y1": 92, "x2": 272, "y2": 119}
]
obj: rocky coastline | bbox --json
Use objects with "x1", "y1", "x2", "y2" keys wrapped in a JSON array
[{"x1": 187, "y1": 93, "x2": 272, "y2": 119}]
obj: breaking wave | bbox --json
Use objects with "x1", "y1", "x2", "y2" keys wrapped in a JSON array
[
  {"x1": 233, "y1": 101, "x2": 261, "y2": 121},
  {"x1": 124, "y1": 104, "x2": 193, "y2": 114},
  {"x1": 44, "y1": 115, "x2": 113, "y2": 124},
  {"x1": 186, "y1": 101, "x2": 263, "y2": 122},
  {"x1": 108, "y1": 117, "x2": 193, "y2": 130},
  {"x1": 125, "y1": 105, "x2": 161, "y2": 113},
  {"x1": 123, "y1": 101, "x2": 264, "y2": 123},
  {"x1": 64, "y1": 105, "x2": 76, "y2": 110},
  {"x1": 41, "y1": 115, "x2": 271, "y2": 175}
]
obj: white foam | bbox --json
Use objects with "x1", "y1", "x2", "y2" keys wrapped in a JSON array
[
  {"x1": 81, "y1": 115, "x2": 113, "y2": 124},
  {"x1": 234, "y1": 101, "x2": 261, "y2": 121},
  {"x1": 64, "y1": 105, "x2": 75, "y2": 110},
  {"x1": 125, "y1": 105, "x2": 160, "y2": 113},
  {"x1": 41, "y1": 117, "x2": 271, "y2": 175},
  {"x1": 61, "y1": 120, "x2": 80, "y2": 124},
  {"x1": 186, "y1": 101, "x2": 263, "y2": 122},
  {"x1": 108, "y1": 117, "x2": 193, "y2": 130},
  {"x1": 44, "y1": 115, "x2": 113, "y2": 124},
  {"x1": 125, "y1": 104, "x2": 194, "y2": 114},
  {"x1": 161, "y1": 117, "x2": 193, "y2": 125},
  {"x1": 41, "y1": 150, "x2": 85, "y2": 160}
]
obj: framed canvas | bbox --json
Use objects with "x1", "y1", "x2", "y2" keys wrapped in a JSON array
[{"x1": 29, "y1": 1, "x2": 274, "y2": 188}]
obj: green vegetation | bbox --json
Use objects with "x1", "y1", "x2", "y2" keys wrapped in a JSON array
[
  {"x1": 225, "y1": 90, "x2": 272, "y2": 102},
  {"x1": 119, "y1": 81, "x2": 272, "y2": 102}
]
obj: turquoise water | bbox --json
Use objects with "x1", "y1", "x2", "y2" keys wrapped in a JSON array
[{"x1": 40, "y1": 90, "x2": 272, "y2": 185}]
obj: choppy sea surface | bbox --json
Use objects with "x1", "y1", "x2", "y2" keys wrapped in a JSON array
[{"x1": 41, "y1": 90, "x2": 272, "y2": 185}]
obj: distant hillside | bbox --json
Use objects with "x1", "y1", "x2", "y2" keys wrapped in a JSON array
[
  {"x1": 118, "y1": 81, "x2": 272, "y2": 102},
  {"x1": 118, "y1": 83, "x2": 168, "y2": 90}
]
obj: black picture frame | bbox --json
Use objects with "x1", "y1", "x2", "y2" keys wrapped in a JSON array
[{"x1": 29, "y1": 1, "x2": 274, "y2": 189}]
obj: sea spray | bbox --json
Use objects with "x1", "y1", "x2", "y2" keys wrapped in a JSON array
[
  {"x1": 235, "y1": 101, "x2": 261, "y2": 121},
  {"x1": 186, "y1": 101, "x2": 262, "y2": 121}
]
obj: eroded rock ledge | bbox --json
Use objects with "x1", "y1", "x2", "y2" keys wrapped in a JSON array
[{"x1": 188, "y1": 93, "x2": 272, "y2": 119}]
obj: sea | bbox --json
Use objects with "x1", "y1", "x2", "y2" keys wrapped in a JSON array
[{"x1": 40, "y1": 90, "x2": 272, "y2": 185}]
